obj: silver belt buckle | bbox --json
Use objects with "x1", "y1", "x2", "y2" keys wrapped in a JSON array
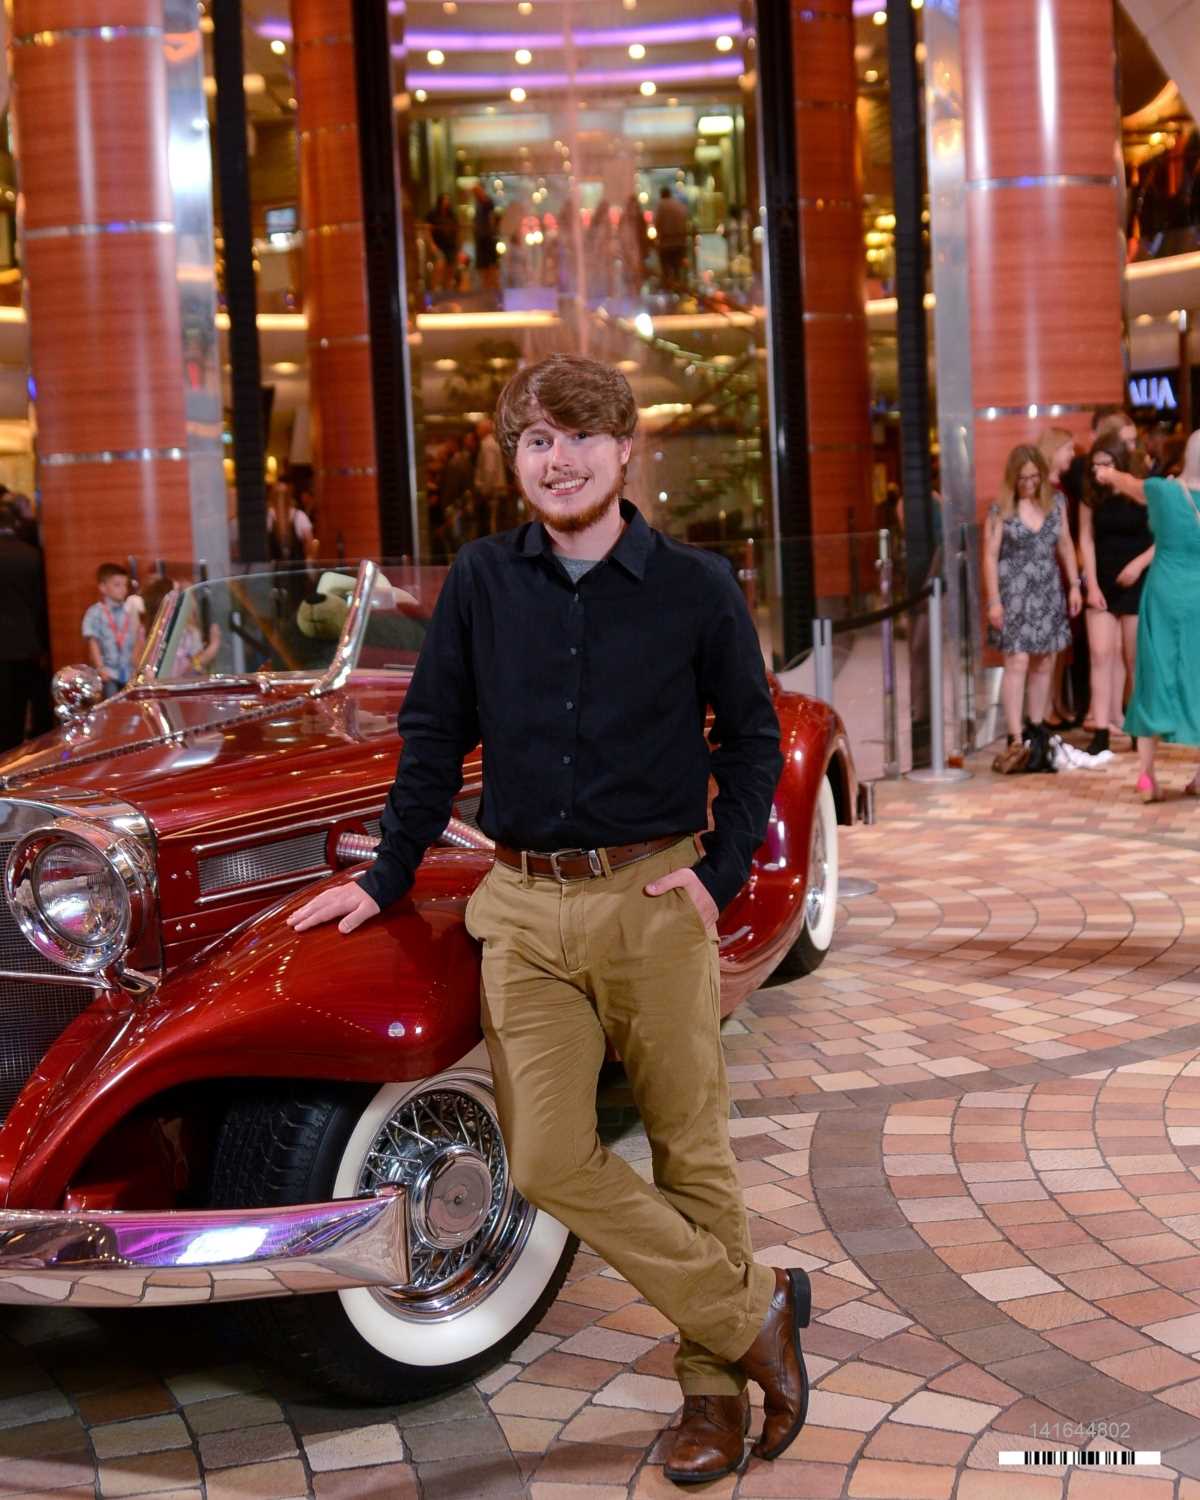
[{"x1": 548, "y1": 848, "x2": 603, "y2": 881}]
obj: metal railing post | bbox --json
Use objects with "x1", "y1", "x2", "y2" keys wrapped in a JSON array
[
  {"x1": 813, "y1": 617, "x2": 833, "y2": 705},
  {"x1": 877, "y1": 529, "x2": 899, "y2": 778},
  {"x1": 907, "y1": 576, "x2": 971, "y2": 784}
]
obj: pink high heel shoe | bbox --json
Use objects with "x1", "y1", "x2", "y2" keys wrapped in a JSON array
[{"x1": 1136, "y1": 773, "x2": 1163, "y2": 804}]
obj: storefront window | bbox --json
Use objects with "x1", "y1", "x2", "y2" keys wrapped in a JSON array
[{"x1": 389, "y1": 1, "x2": 779, "y2": 647}]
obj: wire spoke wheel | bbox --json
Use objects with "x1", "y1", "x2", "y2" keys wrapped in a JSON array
[{"x1": 356, "y1": 1074, "x2": 536, "y2": 1322}]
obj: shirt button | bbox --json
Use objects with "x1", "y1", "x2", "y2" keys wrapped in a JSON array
[
  {"x1": 559, "y1": 809, "x2": 567, "y2": 818},
  {"x1": 570, "y1": 646, "x2": 578, "y2": 656},
  {"x1": 562, "y1": 754, "x2": 572, "y2": 764},
  {"x1": 565, "y1": 699, "x2": 574, "y2": 710}
]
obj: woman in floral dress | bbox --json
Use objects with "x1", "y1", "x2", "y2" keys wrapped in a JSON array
[{"x1": 982, "y1": 445, "x2": 1083, "y2": 772}]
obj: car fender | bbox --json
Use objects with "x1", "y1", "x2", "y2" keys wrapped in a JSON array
[
  {"x1": 715, "y1": 692, "x2": 854, "y2": 992},
  {"x1": 1, "y1": 848, "x2": 490, "y2": 1209}
]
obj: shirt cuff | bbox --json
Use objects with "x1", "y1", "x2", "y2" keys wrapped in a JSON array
[
  {"x1": 691, "y1": 859, "x2": 740, "y2": 914},
  {"x1": 355, "y1": 858, "x2": 411, "y2": 911}
]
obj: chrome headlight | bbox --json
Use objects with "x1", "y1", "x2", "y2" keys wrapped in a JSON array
[{"x1": 4, "y1": 819, "x2": 152, "y2": 976}]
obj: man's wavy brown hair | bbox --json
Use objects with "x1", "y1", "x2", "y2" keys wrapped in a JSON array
[{"x1": 494, "y1": 354, "x2": 638, "y2": 465}]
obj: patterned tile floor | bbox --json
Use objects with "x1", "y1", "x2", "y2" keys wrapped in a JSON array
[{"x1": 4, "y1": 742, "x2": 1200, "y2": 1499}]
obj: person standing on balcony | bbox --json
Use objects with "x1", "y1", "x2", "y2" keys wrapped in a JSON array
[
  {"x1": 654, "y1": 187, "x2": 691, "y2": 294},
  {"x1": 288, "y1": 354, "x2": 813, "y2": 1486}
]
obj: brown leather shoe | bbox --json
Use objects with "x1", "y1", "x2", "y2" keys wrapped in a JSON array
[
  {"x1": 662, "y1": 1391, "x2": 751, "y2": 1486},
  {"x1": 736, "y1": 1267, "x2": 812, "y2": 1461}
]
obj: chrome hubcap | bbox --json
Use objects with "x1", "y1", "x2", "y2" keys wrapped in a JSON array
[
  {"x1": 411, "y1": 1145, "x2": 495, "y2": 1250},
  {"x1": 355, "y1": 1076, "x2": 535, "y2": 1319},
  {"x1": 805, "y1": 812, "x2": 828, "y2": 931}
]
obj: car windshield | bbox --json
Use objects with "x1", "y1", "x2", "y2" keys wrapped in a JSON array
[{"x1": 144, "y1": 563, "x2": 436, "y2": 684}]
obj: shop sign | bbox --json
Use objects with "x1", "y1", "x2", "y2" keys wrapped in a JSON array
[{"x1": 1128, "y1": 375, "x2": 1178, "y2": 411}]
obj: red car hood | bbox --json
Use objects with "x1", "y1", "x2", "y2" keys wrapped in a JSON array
[{"x1": 0, "y1": 685, "x2": 407, "y2": 839}]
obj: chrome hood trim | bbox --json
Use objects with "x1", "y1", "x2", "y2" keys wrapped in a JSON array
[
  {"x1": 0, "y1": 1188, "x2": 409, "y2": 1307},
  {"x1": 0, "y1": 692, "x2": 319, "y2": 792}
]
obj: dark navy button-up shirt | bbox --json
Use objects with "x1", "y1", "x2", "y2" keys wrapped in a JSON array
[{"x1": 358, "y1": 498, "x2": 783, "y2": 914}]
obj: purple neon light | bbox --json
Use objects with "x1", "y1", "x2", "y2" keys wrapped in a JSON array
[
  {"x1": 405, "y1": 18, "x2": 743, "y2": 51},
  {"x1": 256, "y1": 15, "x2": 744, "y2": 49},
  {"x1": 404, "y1": 59, "x2": 745, "y2": 92}
]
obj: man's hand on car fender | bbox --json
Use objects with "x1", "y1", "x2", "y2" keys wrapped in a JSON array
[
  {"x1": 643, "y1": 867, "x2": 718, "y2": 930},
  {"x1": 287, "y1": 882, "x2": 381, "y2": 934}
]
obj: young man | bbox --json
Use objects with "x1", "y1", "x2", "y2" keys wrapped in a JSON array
[
  {"x1": 289, "y1": 354, "x2": 811, "y2": 1484},
  {"x1": 82, "y1": 562, "x2": 137, "y2": 697}
]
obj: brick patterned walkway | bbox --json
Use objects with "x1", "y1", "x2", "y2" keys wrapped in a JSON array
[{"x1": 4, "y1": 745, "x2": 1200, "y2": 1498}]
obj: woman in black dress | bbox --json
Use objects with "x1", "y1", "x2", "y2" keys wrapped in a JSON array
[
  {"x1": 1078, "y1": 437, "x2": 1155, "y2": 756},
  {"x1": 427, "y1": 194, "x2": 459, "y2": 292}
]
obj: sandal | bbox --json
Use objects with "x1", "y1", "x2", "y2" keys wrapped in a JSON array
[{"x1": 1136, "y1": 773, "x2": 1163, "y2": 804}]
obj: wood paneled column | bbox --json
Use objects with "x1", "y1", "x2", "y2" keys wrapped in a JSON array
[
  {"x1": 292, "y1": 0, "x2": 379, "y2": 560},
  {"x1": 13, "y1": 0, "x2": 194, "y2": 665},
  {"x1": 792, "y1": 0, "x2": 875, "y2": 599},
  {"x1": 962, "y1": 0, "x2": 1124, "y2": 508}
]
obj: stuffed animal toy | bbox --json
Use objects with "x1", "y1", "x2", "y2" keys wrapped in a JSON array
[
  {"x1": 296, "y1": 572, "x2": 416, "y2": 640},
  {"x1": 296, "y1": 572, "x2": 356, "y2": 640}
]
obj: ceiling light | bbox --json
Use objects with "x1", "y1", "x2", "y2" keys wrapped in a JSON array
[
  {"x1": 427, "y1": 49, "x2": 445, "y2": 65},
  {"x1": 515, "y1": 47, "x2": 532, "y2": 64},
  {"x1": 865, "y1": 68, "x2": 879, "y2": 82},
  {"x1": 639, "y1": 80, "x2": 656, "y2": 96},
  {"x1": 443, "y1": 0, "x2": 458, "y2": 11},
  {"x1": 287, "y1": 96, "x2": 297, "y2": 108},
  {"x1": 199, "y1": 13, "x2": 213, "y2": 32},
  {"x1": 271, "y1": 361, "x2": 300, "y2": 374},
  {"x1": 715, "y1": 34, "x2": 734, "y2": 52},
  {"x1": 623, "y1": 0, "x2": 637, "y2": 8},
  {"x1": 415, "y1": 88, "x2": 427, "y2": 101},
  {"x1": 873, "y1": 9, "x2": 887, "y2": 23},
  {"x1": 510, "y1": 85, "x2": 527, "y2": 102},
  {"x1": 628, "y1": 42, "x2": 645, "y2": 60},
  {"x1": 269, "y1": 38, "x2": 286, "y2": 54},
  {"x1": 912, "y1": 0, "x2": 924, "y2": 8},
  {"x1": 518, "y1": 1, "x2": 533, "y2": 11}
]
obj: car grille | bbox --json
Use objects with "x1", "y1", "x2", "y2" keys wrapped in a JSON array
[
  {"x1": 0, "y1": 840, "x2": 98, "y2": 1124},
  {"x1": 197, "y1": 830, "x2": 330, "y2": 896},
  {"x1": 0, "y1": 975, "x2": 97, "y2": 1123},
  {"x1": 0, "y1": 841, "x2": 59, "y2": 977}
]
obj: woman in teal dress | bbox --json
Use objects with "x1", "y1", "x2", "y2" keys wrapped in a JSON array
[{"x1": 1102, "y1": 428, "x2": 1200, "y2": 801}]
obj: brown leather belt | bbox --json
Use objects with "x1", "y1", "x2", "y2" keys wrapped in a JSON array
[{"x1": 494, "y1": 835, "x2": 683, "y2": 883}]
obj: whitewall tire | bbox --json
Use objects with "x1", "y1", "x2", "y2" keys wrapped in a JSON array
[
  {"x1": 776, "y1": 774, "x2": 839, "y2": 977},
  {"x1": 208, "y1": 1061, "x2": 577, "y2": 1401}
]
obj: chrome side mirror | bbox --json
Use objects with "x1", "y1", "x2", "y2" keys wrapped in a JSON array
[{"x1": 52, "y1": 664, "x2": 105, "y2": 724}]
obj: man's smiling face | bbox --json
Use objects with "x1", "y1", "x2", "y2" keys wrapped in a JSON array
[{"x1": 514, "y1": 414, "x2": 633, "y2": 535}]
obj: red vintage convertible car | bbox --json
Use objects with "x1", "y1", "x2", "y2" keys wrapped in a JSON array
[{"x1": 0, "y1": 560, "x2": 857, "y2": 1400}]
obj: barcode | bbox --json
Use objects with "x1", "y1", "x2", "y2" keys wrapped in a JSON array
[{"x1": 999, "y1": 1451, "x2": 1161, "y2": 1467}]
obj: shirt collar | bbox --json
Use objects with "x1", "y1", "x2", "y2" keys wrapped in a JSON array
[{"x1": 517, "y1": 497, "x2": 651, "y2": 581}]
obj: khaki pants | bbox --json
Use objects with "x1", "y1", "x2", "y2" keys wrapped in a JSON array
[{"x1": 465, "y1": 834, "x2": 775, "y2": 1394}]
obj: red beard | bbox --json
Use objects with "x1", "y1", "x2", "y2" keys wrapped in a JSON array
[{"x1": 520, "y1": 475, "x2": 623, "y2": 535}]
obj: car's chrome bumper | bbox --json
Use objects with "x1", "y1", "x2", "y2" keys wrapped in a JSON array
[{"x1": 0, "y1": 1188, "x2": 409, "y2": 1308}]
